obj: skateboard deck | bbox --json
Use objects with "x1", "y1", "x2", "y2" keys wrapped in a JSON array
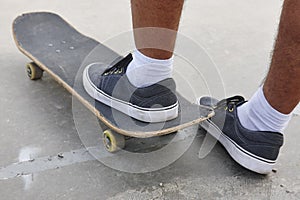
[{"x1": 13, "y1": 12, "x2": 214, "y2": 151}]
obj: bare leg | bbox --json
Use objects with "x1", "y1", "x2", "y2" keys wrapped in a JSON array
[
  {"x1": 264, "y1": 0, "x2": 300, "y2": 114},
  {"x1": 82, "y1": 1, "x2": 184, "y2": 123},
  {"x1": 131, "y1": 0, "x2": 184, "y2": 59}
]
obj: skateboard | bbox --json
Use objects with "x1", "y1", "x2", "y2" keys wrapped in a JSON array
[{"x1": 13, "y1": 12, "x2": 214, "y2": 152}]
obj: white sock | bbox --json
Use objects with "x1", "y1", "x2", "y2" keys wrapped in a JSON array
[
  {"x1": 126, "y1": 50, "x2": 173, "y2": 88},
  {"x1": 237, "y1": 87, "x2": 291, "y2": 133}
]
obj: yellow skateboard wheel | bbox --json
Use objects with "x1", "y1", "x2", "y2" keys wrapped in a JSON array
[
  {"x1": 103, "y1": 130, "x2": 125, "y2": 153},
  {"x1": 26, "y1": 62, "x2": 43, "y2": 80}
]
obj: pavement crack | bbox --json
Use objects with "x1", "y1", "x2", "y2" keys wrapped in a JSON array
[{"x1": 0, "y1": 148, "x2": 96, "y2": 180}]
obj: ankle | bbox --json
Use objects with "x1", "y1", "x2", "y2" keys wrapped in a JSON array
[
  {"x1": 237, "y1": 87, "x2": 291, "y2": 133},
  {"x1": 126, "y1": 50, "x2": 173, "y2": 88}
]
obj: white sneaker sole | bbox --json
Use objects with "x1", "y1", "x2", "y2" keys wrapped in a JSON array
[
  {"x1": 200, "y1": 120, "x2": 276, "y2": 174},
  {"x1": 82, "y1": 65, "x2": 179, "y2": 123}
]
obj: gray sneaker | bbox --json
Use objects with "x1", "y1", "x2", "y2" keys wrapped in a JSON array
[
  {"x1": 83, "y1": 54, "x2": 179, "y2": 123},
  {"x1": 199, "y1": 96, "x2": 284, "y2": 174}
]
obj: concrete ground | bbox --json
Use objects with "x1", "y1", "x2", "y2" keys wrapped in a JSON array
[{"x1": 1, "y1": 0, "x2": 300, "y2": 199}]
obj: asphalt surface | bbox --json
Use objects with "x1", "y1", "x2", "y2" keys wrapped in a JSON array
[{"x1": 0, "y1": 0, "x2": 299, "y2": 199}]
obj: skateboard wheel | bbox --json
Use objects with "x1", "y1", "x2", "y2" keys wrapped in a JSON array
[
  {"x1": 26, "y1": 62, "x2": 43, "y2": 80},
  {"x1": 102, "y1": 130, "x2": 125, "y2": 153}
]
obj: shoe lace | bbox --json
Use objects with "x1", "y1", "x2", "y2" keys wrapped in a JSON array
[
  {"x1": 102, "y1": 54, "x2": 133, "y2": 76},
  {"x1": 215, "y1": 95, "x2": 245, "y2": 112},
  {"x1": 103, "y1": 64, "x2": 125, "y2": 76}
]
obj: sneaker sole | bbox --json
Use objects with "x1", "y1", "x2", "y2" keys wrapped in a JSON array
[
  {"x1": 200, "y1": 120, "x2": 276, "y2": 174},
  {"x1": 82, "y1": 65, "x2": 179, "y2": 123}
]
